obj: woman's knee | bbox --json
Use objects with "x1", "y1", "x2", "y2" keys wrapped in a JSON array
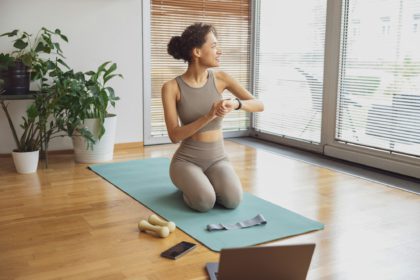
[
  {"x1": 185, "y1": 191, "x2": 216, "y2": 212},
  {"x1": 170, "y1": 162, "x2": 216, "y2": 212},
  {"x1": 184, "y1": 190, "x2": 216, "y2": 212},
  {"x1": 221, "y1": 186, "x2": 243, "y2": 209}
]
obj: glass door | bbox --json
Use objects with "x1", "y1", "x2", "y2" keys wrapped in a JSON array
[{"x1": 253, "y1": 0, "x2": 328, "y2": 151}]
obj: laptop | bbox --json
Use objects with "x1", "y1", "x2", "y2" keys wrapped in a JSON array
[{"x1": 206, "y1": 244, "x2": 315, "y2": 280}]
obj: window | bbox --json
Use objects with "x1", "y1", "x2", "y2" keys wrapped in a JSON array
[
  {"x1": 144, "y1": 0, "x2": 251, "y2": 144},
  {"x1": 254, "y1": 0, "x2": 327, "y2": 144},
  {"x1": 337, "y1": 0, "x2": 420, "y2": 157}
]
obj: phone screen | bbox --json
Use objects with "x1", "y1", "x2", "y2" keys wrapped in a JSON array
[{"x1": 160, "y1": 241, "x2": 197, "y2": 260}]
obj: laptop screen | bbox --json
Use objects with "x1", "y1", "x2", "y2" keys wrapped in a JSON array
[{"x1": 207, "y1": 244, "x2": 315, "y2": 280}]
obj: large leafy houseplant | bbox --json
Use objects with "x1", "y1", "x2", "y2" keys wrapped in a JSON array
[{"x1": 53, "y1": 61, "x2": 122, "y2": 148}]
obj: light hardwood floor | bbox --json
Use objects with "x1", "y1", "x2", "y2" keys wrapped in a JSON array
[{"x1": 0, "y1": 140, "x2": 419, "y2": 280}]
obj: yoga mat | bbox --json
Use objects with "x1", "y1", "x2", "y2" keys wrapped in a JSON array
[{"x1": 89, "y1": 158, "x2": 324, "y2": 252}]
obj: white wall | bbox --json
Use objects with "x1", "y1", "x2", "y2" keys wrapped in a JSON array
[{"x1": 0, "y1": 0, "x2": 143, "y2": 153}]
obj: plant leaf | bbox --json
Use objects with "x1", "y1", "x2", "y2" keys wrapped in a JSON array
[
  {"x1": 57, "y1": 58, "x2": 70, "y2": 69},
  {"x1": 98, "y1": 61, "x2": 111, "y2": 73},
  {"x1": 103, "y1": 74, "x2": 117, "y2": 84},
  {"x1": 13, "y1": 39, "x2": 28, "y2": 50},
  {"x1": 34, "y1": 41, "x2": 45, "y2": 52},
  {"x1": 60, "y1": 34, "x2": 68, "y2": 42},
  {"x1": 20, "y1": 53, "x2": 32, "y2": 67},
  {"x1": 53, "y1": 42, "x2": 62, "y2": 54},
  {"x1": 0, "y1": 30, "x2": 19, "y2": 37},
  {"x1": 104, "y1": 63, "x2": 117, "y2": 77}
]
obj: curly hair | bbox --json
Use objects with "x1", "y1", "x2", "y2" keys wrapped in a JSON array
[{"x1": 167, "y1": 23, "x2": 217, "y2": 63}]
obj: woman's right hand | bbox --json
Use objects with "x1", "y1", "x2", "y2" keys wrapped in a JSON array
[{"x1": 206, "y1": 100, "x2": 224, "y2": 120}]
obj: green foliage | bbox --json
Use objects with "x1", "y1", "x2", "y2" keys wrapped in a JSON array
[
  {"x1": 0, "y1": 27, "x2": 68, "y2": 82},
  {"x1": 0, "y1": 53, "x2": 14, "y2": 71},
  {"x1": 0, "y1": 27, "x2": 69, "y2": 154},
  {"x1": 383, "y1": 56, "x2": 420, "y2": 96},
  {"x1": 1, "y1": 27, "x2": 122, "y2": 155},
  {"x1": 1, "y1": 98, "x2": 40, "y2": 152},
  {"x1": 50, "y1": 61, "x2": 122, "y2": 148}
]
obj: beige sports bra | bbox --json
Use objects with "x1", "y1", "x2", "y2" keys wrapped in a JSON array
[{"x1": 175, "y1": 71, "x2": 223, "y2": 133}]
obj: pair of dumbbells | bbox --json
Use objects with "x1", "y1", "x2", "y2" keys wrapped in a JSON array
[{"x1": 138, "y1": 214, "x2": 176, "y2": 238}]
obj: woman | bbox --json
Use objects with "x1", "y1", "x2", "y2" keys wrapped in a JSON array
[{"x1": 162, "y1": 23, "x2": 264, "y2": 212}]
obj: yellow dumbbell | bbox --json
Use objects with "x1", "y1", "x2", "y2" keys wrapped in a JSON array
[
  {"x1": 148, "y1": 214, "x2": 176, "y2": 233},
  {"x1": 138, "y1": 220, "x2": 170, "y2": 238}
]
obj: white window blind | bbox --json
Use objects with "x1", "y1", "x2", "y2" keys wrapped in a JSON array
[
  {"x1": 254, "y1": 0, "x2": 327, "y2": 144},
  {"x1": 149, "y1": 0, "x2": 251, "y2": 139},
  {"x1": 337, "y1": 0, "x2": 420, "y2": 157}
]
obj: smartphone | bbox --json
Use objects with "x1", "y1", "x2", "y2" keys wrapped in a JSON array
[{"x1": 160, "y1": 241, "x2": 197, "y2": 260}]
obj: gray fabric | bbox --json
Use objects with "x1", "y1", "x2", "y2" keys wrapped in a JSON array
[
  {"x1": 171, "y1": 138, "x2": 226, "y2": 171},
  {"x1": 170, "y1": 138, "x2": 243, "y2": 212},
  {"x1": 175, "y1": 70, "x2": 223, "y2": 133},
  {"x1": 207, "y1": 214, "x2": 267, "y2": 231}
]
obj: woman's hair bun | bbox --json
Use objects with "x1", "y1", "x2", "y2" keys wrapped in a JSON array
[
  {"x1": 167, "y1": 36, "x2": 184, "y2": 60},
  {"x1": 167, "y1": 23, "x2": 216, "y2": 63}
]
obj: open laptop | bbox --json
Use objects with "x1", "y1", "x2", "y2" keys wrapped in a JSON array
[{"x1": 206, "y1": 244, "x2": 315, "y2": 280}]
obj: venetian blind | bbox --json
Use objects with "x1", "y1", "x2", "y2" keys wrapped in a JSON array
[
  {"x1": 150, "y1": 0, "x2": 251, "y2": 139},
  {"x1": 337, "y1": 0, "x2": 420, "y2": 157},
  {"x1": 253, "y1": 0, "x2": 327, "y2": 144}
]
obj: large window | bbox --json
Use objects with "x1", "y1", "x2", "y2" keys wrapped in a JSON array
[
  {"x1": 254, "y1": 0, "x2": 327, "y2": 144},
  {"x1": 253, "y1": 0, "x2": 419, "y2": 178},
  {"x1": 336, "y1": 0, "x2": 420, "y2": 157},
  {"x1": 144, "y1": 0, "x2": 251, "y2": 144}
]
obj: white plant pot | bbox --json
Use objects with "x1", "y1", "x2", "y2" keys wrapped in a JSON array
[
  {"x1": 72, "y1": 114, "x2": 117, "y2": 163},
  {"x1": 12, "y1": 150, "x2": 39, "y2": 174}
]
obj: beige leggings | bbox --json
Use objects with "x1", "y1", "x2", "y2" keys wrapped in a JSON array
[{"x1": 169, "y1": 138, "x2": 243, "y2": 212}]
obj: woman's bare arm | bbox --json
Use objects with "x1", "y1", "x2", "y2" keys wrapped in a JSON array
[{"x1": 216, "y1": 71, "x2": 264, "y2": 112}]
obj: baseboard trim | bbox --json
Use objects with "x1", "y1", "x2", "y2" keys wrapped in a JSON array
[
  {"x1": 0, "y1": 153, "x2": 12, "y2": 158},
  {"x1": 114, "y1": 142, "x2": 144, "y2": 150},
  {"x1": 0, "y1": 142, "x2": 144, "y2": 158}
]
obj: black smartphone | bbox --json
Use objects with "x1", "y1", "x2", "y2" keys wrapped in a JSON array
[{"x1": 160, "y1": 241, "x2": 197, "y2": 260}]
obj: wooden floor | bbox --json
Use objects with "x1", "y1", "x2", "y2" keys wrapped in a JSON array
[{"x1": 1, "y1": 140, "x2": 419, "y2": 280}]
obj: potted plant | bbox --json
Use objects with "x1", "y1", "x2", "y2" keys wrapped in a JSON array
[
  {"x1": 1, "y1": 83, "x2": 67, "y2": 172},
  {"x1": 0, "y1": 27, "x2": 68, "y2": 94},
  {"x1": 53, "y1": 61, "x2": 122, "y2": 163},
  {"x1": 1, "y1": 90, "x2": 41, "y2": 173},
  {"x1": 0, "y1": 28, "x2": 69, "y2": 169}
]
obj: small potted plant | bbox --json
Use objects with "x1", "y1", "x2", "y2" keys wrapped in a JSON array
[
  {"x1": 0, "y1": 27, "x2": 68, "y2": 94},
  {"x1": 1, "y1": 90, "x2": 41, "y2": 173},
  {"x1": 53, "y1": 61, "x2": 122, "y2": 163}
]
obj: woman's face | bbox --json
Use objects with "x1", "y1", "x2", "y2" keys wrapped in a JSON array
[{"x1": 197, "y1": 32, "x2": 222, "y2": 67}]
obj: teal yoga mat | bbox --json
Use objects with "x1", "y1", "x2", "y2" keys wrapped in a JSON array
[{"x1": 89, "y1": 157, "x2": 324, "y2": 252}]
